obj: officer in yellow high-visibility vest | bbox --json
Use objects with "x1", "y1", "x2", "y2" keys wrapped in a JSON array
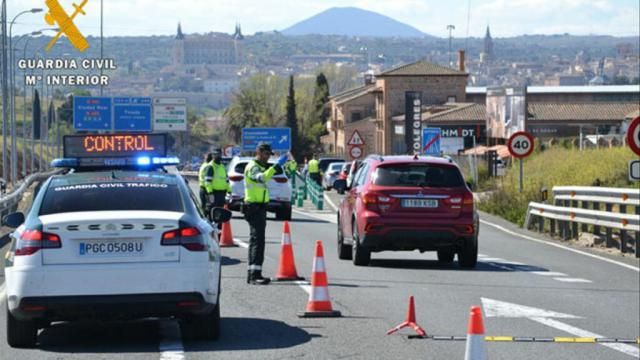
[
  {"x1": 307, "y1": 154, "x2": 321, "y2": 186},
  {"x1": 198, "y1": 152, "x2": 214, "y2": 215},
  {"x1": 204, "y1": 148, "x2": 230, "y2": 226},
  {"x1": 243, "y1": 142, "x2": 288, "y2": 285},
  {"x1": 285, "y1": 156, "x2": 297, "y2": 178}
]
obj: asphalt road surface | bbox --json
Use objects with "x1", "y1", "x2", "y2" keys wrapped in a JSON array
[{"x1": 0, "y1": 186, "x2": 638, "y2": 359}]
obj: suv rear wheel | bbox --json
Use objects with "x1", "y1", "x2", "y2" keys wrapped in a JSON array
[
  {"x1": 7, "y1": 304, "x2": 38, "y2": 348},
  {"x1": 337, "y1": 216, "x2": 352, "y2": 260},
  {"x1": 458, "y1": 238, "x2": 478, "y2": 269},
  {"x1": 437, "y1": 248, "x2": 455, "y2": 263},
  {"x1": 352, "y1": 221, "x2": 370, "y2": 266}
]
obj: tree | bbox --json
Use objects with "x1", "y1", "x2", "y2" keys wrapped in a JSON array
[
  {"x1": 312, "y1": 72, "x2": 330, "y2": 135},
  {"x1": 32, "y1": 90, "x2": 41, "y2": 140},
  {"x1": 285, "y1": 75, "x2": 300, "y2": 157}
]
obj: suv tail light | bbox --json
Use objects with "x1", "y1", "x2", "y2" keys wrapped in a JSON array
[
  {"x1": 462, "y1": 192, "x2": 474, "y2": 213},
  {"x1": 15, "y1": 229, "x2": 61, "y2": 256},
  {"x1": 361, "y1": 192, "x2": 396, "y2": 212},
  {"x1": 161, "y1": 226, "x2": 206, "y2": 251},
  {"x1": 274, "y1": 177, "x2": 288, "y2": 183},
  {"x1": 229, "y1": 175, "x2": 244, "y2": 182}
]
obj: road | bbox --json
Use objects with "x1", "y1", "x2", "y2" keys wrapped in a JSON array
[{"x1": 0, "y1": 187, "x2": 638, "y2": 359}]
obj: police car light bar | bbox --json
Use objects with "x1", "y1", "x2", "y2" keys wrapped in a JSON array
[
  {"x1": 51, "y1": 158, "x2": 79, "y2": 168},
  {"x1": 51, "y1": 156, "x2": 180, "y2": 169}
]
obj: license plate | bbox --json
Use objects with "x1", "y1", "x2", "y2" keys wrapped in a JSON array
[
  {"x1": 79, "y1": 241, "x2": 144, "y2": 257},
  {"x1": 401, "y1": 199, "x2": 438, "y2": 208}
]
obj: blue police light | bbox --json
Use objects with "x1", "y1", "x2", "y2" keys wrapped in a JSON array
[
  {"x1": 136, "y1": 156, "x2": 151, "y2": 166},
  {"x1": 51, "y1": 158, "x2": 79, "y2": 168}
]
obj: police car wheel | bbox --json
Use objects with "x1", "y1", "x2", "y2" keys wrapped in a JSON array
[
  {"x1": 182, "y1": 303, "x2": 220, "y2": 341},
  {"x1": 6, "y1": 304, "x2": 38, "y2": 348}
]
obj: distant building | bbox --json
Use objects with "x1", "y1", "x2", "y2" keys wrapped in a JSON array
[
  {"x1": 544, "y1": 75, "x2": 585, "y2": 86},
  {"x1": 480, "y1": 26, "x2": 494, "y2": 63},
  {"x1": 172, "y1": 23, "x2": 243, "y2": 66}
]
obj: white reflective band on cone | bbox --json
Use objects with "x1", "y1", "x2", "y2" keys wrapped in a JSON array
[
  {"x1": 248, "y1": 265, "x2": 262, "y2": 271},
  {"x1": 464, "y1": 334, "x2": 488, "y2": 360},
  {"x1": 282, "y1": 234, "x2": 291, "y2": 245},
  {"x1": 312, "y1": 257, "x2": 326, "y2": 273},
  {"x1": 311, "y1": 286, "x2": 329, "y2": 301}
]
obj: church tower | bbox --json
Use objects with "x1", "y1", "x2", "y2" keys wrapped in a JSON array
[
  {"x1": 233, "y1": 23, "x2": 244, "y2": 64},
  {"x1": 173, "y1": 22, "x2": 185, "y2": 66},
  {"x1": 483, "y1": 25, "x2": 494, "y2": 61}
]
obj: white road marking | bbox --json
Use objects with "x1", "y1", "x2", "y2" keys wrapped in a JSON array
[
  {"x1": 553, "y1": 278, "x2": 593, "y2": 283},
  {"x1": 480, "y1": 219, "x2": 639, "y2": 273},
  {"x1": 0, "y1": 282, "x2": 5, "y2": 305},
  {"x1": 482, "y1": 297, "x2": 639, "y2": 358},
  {"x1": 233, "y1": 238, "x2": 249, "y2": 248},
  {"x1": 323, "y1": 193, "x2": 339, "y2": 212},
  {"x1": 158, "y1": 319, "x2": 184, "y2": 360},
  {"x1": 532, "y1": 317, "x2": 639, "y2": 358},
  {"x1": 530, "y1": 271, "x2": 568, "y2": 277}
]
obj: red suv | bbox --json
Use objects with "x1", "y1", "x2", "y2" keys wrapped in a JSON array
[{"x1": 334, "y1": 155, "x2": 478, "y2": 268}]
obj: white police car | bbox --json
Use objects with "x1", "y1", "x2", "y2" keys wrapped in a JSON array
[{"x1": 2, "y1": 134, "x2": 228, "y2": 347}]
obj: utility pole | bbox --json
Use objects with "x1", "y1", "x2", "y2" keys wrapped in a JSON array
[
  {"x1": 2, "y1": 0, "x2": 8, "y2": 184},
  {"x1": 447, "y1": 25, "x2": 455, "y2": 67}
]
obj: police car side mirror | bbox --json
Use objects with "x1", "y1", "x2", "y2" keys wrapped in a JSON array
[
  {"x1": 210, "y1": 207, "x2": 232, "y2": 224},
  {"x1": 2, "y1": 212, "x2": 25, "y2": 228}
]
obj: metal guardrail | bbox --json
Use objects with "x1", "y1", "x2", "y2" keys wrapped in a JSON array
[
  {"x1": 305, "y1": 176, "x2": 324, "y2": 210},
  {"x1": 0, "y1": 169, "x2": 62, "y2": 219},
  {"x1": 525, "y1": 186, "x2": 640, "y2": 257}
]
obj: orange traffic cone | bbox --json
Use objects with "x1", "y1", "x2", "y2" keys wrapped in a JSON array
[
  {"x1": 297, "y1": 241, "x2": 341, "y2": 318},
  {"x1": 273, "y1": 221, "x2": 304, "y2": 281},
  {"x1": 219, "y1": 205, "x2": 236, "y2": 247},
  {"x1": 386, "y1": 296, "x2": 427, "y2": 337},
  {"x1": 464, "y1": 306, "x2": 488, "y2": 360}
]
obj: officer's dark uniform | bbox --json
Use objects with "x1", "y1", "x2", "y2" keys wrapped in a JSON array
[{"x1": 243, "y1": 143, "x2": 282, "y2": 285}]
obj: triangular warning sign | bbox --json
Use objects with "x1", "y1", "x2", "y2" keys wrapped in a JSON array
[{"x1": 348, "y1": 130, "x2": 365, "y2": 146}]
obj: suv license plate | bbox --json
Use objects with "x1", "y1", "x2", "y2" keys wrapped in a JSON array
[
  {"x1": 401, "y1": 199, "x2": 438, "y2": 208},
  {"x1": 79, "y1": 241, "x2": 144, "y2": 256}
]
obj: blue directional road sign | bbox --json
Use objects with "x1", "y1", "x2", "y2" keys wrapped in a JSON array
[
  {"x1": 422, "y1": 127, "x2": 441, "y2": 155},
  {"x1": 241, "y1": 128, "x2": 291, "y2": 152},
  {"x1": 113, "y1": 97, "x2": 152, "y2": 131},
  {"x1": 73, "y1": 96, "x2": 112, "y2": 130}
]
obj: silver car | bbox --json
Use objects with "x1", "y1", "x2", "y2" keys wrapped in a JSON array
[
  {"x1": 226, "y1": 156, "x2": 293, "y2": 220},
  {"x1": 322, "y1": 162, "x2": 345, "y2": 190}
]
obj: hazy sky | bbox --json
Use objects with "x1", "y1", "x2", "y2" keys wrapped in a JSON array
[{"x1": 8, "y1": 0, "x2": 640, "y2": 38}]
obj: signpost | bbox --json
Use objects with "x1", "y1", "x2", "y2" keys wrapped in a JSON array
[
  {"x1": 349, "y1": 146, "x2": 362, "y2": 159},
  {"x1": 153, "y1": 98, "x2": 187, "y2": 131},
  {"x1": 113, "y1": 97, "x2": 152, "y2": 131},
  {"x1": 73, "y1": 96, "x2": 112, "y2": 130},
  {"x1": 347, "y1": 130, "x2": 365, "y2": 146},
  {"x1": 422, "y1": 127, "x2": 441, "y2": 155},
  {"x1": 241, "y1": 128, "x2": 291, "y2": 152},
  {"x1": 508, "y1": 131, "x2": 535, "y2": 193}
]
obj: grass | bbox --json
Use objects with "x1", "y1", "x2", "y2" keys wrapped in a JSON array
[{"x1": 478, "y1": 145, "x2": 639, "y2": 226}]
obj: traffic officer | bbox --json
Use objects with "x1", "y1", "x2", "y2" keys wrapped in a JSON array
[
  {"x1": 243, "y1": 142, "x2": 288, "y2": 285},
  {"x1": 285, "y1": 155, "x2": 297, "y2": 178},
  {"x1": 307, "y1": 154, "x2": 321, "y2": 186},
  {"x1": 205, "y1": 148, "x2": 230, "y2": 226},
  {"x1": 198, "y1": 152, "x2": 214, "y2": 215}
]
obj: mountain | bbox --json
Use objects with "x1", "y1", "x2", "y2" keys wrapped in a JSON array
[{"x1": 281, "y1": 7, "x2": 428, "y2": 38}]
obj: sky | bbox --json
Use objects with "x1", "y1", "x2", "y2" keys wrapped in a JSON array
[{"x1": 7, "y1": 0, "x2": 640, "y2": 38}]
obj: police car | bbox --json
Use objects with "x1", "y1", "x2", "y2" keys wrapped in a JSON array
[{"x1": 2, "y1": 134, "x2": 228, "y2": 348}]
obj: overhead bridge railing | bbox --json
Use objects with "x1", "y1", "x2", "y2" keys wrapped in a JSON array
[
  {"x1": 525, "y1": 186, "x2": 640, "y2": 258},
  {"x1": 0, "y1": 170, "x2": 62, "y2": 219}
]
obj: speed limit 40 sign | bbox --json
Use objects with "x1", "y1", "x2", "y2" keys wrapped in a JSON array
[{"x1": 507, "y1": 131, "x2": 535, "y2": 158}]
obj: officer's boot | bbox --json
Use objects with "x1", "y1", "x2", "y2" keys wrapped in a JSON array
[
  {"x1": 247, "y1": 270, "x2": 252, "y2": 284},
  {"x1": 249, "y1": 271, "x2": 270, "y2": 285}
]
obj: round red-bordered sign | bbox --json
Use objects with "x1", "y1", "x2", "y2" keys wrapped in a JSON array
[
  {"x1": 507, "y1": 131, "x2": 535, "y2": 158},
  {"x1": 350, "y1": 146, "x2": 363, "y2": 159},
  {"x1": 627, "y1": 116, "x2": 640, "y2": 157}
]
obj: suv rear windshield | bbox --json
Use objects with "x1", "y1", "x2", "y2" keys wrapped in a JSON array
[
  {"x1": 39, "y1": 182, "x2": 184, "y2": 215},
  {"x1": 373, "y1": 164, "x2": 464, "y2": 188}
]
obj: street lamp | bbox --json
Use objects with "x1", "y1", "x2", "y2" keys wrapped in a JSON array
[
  {"x1": 7, "y1": 7, "x2": 42, "y2": 184},
  {"x1": 447, "y1": 25, "x2": 455, "y2": 68}
]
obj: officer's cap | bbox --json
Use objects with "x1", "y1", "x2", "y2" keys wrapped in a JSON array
[{"x1": 256, "y1": 142, "x2": 274, "y2": 155}]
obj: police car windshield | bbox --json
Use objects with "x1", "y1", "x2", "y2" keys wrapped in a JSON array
[{"x1": 39, "y1": 173, "x2": 184, "y2": 215}]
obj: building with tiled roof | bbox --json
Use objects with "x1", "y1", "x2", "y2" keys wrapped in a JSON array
[{"x1": 377, "y1": 60, "x2": 468, "y2": 77}]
